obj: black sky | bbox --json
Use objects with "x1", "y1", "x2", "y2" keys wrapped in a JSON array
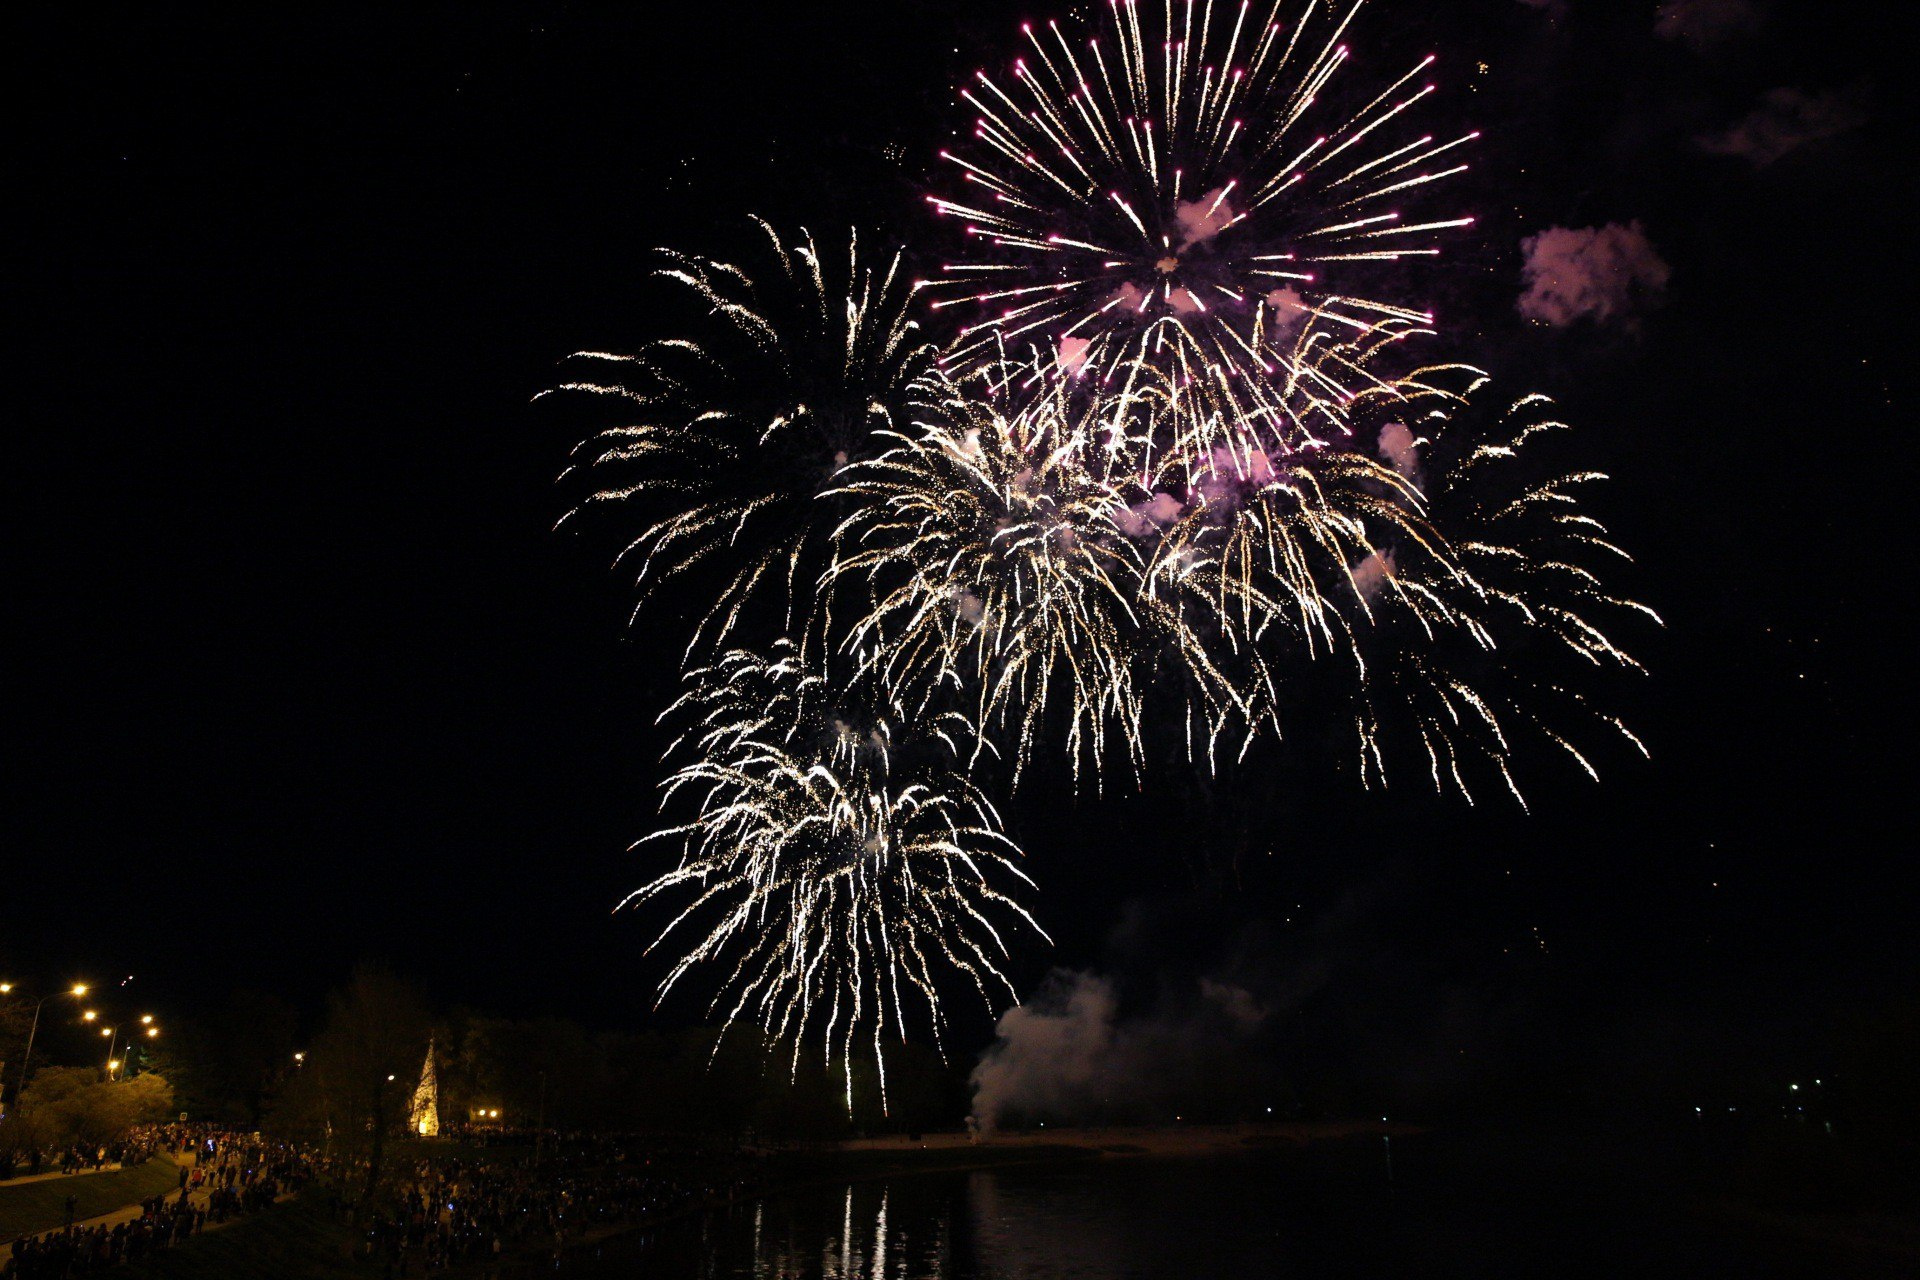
[{"x1": 8, "y1": 1, "x2": 1912, "y2": 1092}]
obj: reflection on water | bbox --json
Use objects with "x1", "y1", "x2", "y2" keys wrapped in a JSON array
[{"x1": 560, "y1": 1135, "x2": 1862, "y2": 1279}]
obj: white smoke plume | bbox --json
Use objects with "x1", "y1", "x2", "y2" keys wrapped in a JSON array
[
  {"x1": 1517, "y1": 221, "x2": 1670, "y2": 329},
  {"x1": 969, "y1": 970, "x2": 1275, "y2": 1132}
]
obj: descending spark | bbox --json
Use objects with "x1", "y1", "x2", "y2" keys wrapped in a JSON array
[
  {"x1": 1338, "y1": 369, "x2": 1659, "y2": 803},
  {"x1": 929, "y1": 0, "x2": 1474, "y2": 453},
  {"x1": 824, "y1": 362, "x2": 1161, "y2": 789},
  {"x1": 621, "y1": 642, "x2": 1046, "y2": 1111},
  {"x1": 547, "y1": 220, "x2": 931, "y2": 656},
  {"x1": 561, "y1": 0, "x2": 1655, "y2": 1092}
]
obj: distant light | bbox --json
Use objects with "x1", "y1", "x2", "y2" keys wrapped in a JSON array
[
  {"x1": 1790, "y1": 1084, "x2": 1799, "y2": 1091},
  {"x1": 1694, "y1": 1107, "x2": 1702, "y2": 1113}
]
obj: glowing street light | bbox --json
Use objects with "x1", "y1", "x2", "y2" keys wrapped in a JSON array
[{"x1": 1, "y1": 982, "x2": 92, "y2": 1108}]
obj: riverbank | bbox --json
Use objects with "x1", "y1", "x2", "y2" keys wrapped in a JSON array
[{"x1": 536, "y1": 1120, "x2": 1417, "y2": 1273}]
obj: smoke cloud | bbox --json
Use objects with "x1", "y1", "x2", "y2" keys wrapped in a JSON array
[
  {"x1": 1698, "y1": 86, "x2": 1867, "y2": 167},
  {"x1": 1174, "y1": 188, "x2": 1237, "y2": 249},
  {"x1": 1351, "y1": 547, "x2": 1397, "y2": 602},
  {"x1": 1375, "y1": 422, "x2": 1422, "y2": 483},
  {"x1": 1517, "y1": 221, "x2": 1669, "y2": 329},
  {"x1": 969, "y1": 970, "x2": 1277, "y2": 1132},
  {"x1": 1265, "y1": 286, "x2": 1310, "y2": 343},
  {"x1": 1113, "y1": 492, "x2": 1184, "y2": 538},
  {"x1": 1654, "y1": 0, "x2": 1762, "y2": 49}
]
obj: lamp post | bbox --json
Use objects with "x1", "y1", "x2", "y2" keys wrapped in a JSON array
[{"x1": 1, "y1": 982, "x2": 89, "y2": 1112}]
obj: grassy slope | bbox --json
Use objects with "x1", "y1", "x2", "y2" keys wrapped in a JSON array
[
  {"x1": 119, "y1": 1196, "x2": 358, "y2": 1279},
  {"x1": 0, "y1": 1157, "x2": 183, "y2": 1241}
]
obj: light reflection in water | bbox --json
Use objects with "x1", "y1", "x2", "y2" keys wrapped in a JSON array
[{"x1": 560, "y1": 1138, "x2": 1794, "y2": 1279}]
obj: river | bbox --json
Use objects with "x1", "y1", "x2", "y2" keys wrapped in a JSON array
[{"x1": 551, "y1": 1127, "x2": 1884, "y2": 1278}]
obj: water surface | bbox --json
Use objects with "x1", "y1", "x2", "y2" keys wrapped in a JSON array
[{"x1": 562, "y1": 1132, "x2": 1873, "y2": 1278}]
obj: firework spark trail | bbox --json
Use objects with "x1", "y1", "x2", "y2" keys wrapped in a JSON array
[
  {"x1": 571, "y1": 1, "x2": 1656, "y2": 1100},
  {"x1": 1335, "y1": 368, "x2": 1660, "y2": 803},
  {"x1": 823, "y1": 362, "x2": 1164, "y2": 790},
  {"x1": 547, "y1": 220, "x2": 931, "y2": 657},
  {"x1": 929, "y1": 0, "x2": 1476, "y2": 454},
  {"x1": 621, "y1": 642, "x2": 1046, "y2": 1112}
]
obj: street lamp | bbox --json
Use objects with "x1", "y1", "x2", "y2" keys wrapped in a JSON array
[{"x1": 1, "y1": 983, "x2": 91, "y2": 1112}]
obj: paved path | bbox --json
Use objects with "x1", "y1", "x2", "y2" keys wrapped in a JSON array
[
  {"x1": 8, "y1": 1151, "x2": 298, "y2": 1251},
  {"x1": 5, "y1": 1155, "x2": 192, "y2": 1246},
  {"x1": 0, "y1": 1163, "x2": 136, "y2": 1190}
]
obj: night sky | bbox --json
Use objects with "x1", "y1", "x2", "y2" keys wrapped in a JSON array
[{"x1": 10, "y1": 1, "x2": 1911, "y2": 1099}]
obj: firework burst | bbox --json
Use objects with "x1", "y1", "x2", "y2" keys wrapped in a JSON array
[
  {"x1": 622, "y1": 642, "x2": 1046, "y2": 1110},
  {"x1": 824, "y1": 363, "x2": 1165, "y2": 788},
  {"x1": 1335, "y1": 368, "x2": 1660, "y2": 803},
  {"x1": 929, "y1": 0, "x2": 1475, "y2": 453},
  {"x1": 561, "y1": 0, "x2": 1656, "y2": 1097},
  {"x1": 549, "y1": 220, "x2": 931, "y2": 655}
]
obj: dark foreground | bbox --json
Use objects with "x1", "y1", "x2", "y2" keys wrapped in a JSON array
[{"x1": 557, "y1": 1127, "x2": 1918, "y2": 1279}]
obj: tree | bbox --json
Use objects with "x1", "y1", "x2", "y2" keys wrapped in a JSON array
[
  {"x1": 12, "y1": 1067, "x2": 174, "y2": 1152},
  {"x1": 269, "y1": 966, "x2": 427, "y2": 1202}
]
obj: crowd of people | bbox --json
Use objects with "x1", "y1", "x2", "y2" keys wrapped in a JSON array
[
  {"x1": 5, "y1": 1120, "x2": 767, "y2": 1278},
  {"x1": 2, "y1": 1124, "x2": 317, "y2": 1279},
  {"x1": 1, "y1": 1134, "x2": 164, "y2": 1183},
  {"x1": 340, "y1": 1134, "x2": 765, "y2": 1274}
]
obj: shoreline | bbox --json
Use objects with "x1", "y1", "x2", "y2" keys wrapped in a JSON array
[{"x1": 537, "y1": 1120, "x2": 1416, "y2": 1272}]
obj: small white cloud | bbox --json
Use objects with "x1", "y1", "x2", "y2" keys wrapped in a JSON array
[
  {"x1": 1352, "y1": 548, "x2": 1397, "y2": 601},
  {"x1": 1265, "y1": 287, "x2": 1310, "y2": 344},
  {"x1": 1698, "y1": 86, "x2": 1867, "y2": 167},
  {"x1": 1167, "y1": 286, "x2": 1204, "y2": 315},
  {"x1": 1113, "y1": 492, "x2": 1184, "y2": 537},
  {"x1": 1517, "y1": 221, "x2": 1670, "y2": 329},
  {"x1": 1174, "y1": 188, "x2": 1237, "y2": 249},
  {"x1": 954, "y1": 588, "x2": 985, "y2": 627},
  {"x1": 1376, "y1": 422, "x2": 1422, "y2": 482}
]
